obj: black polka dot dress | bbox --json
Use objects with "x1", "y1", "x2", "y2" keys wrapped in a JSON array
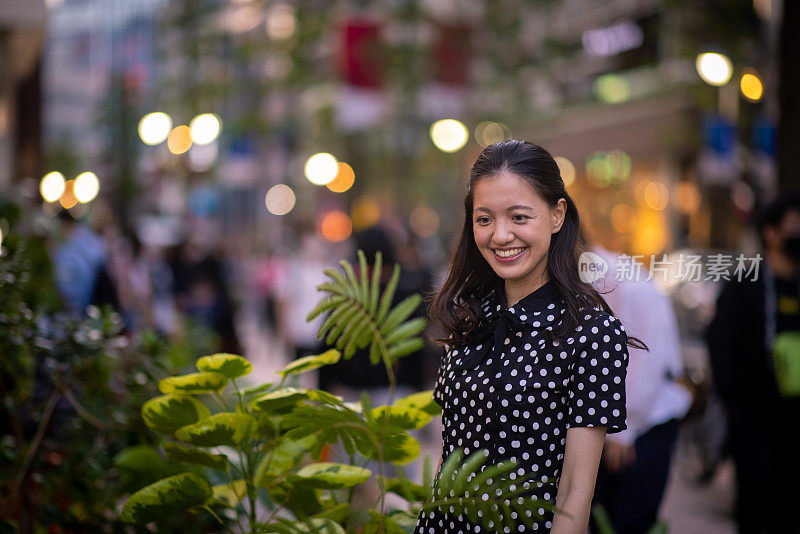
[{"x1": 415, "y1": 279, "x2": 629, "y2": 533}]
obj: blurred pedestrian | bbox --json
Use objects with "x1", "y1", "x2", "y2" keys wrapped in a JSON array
[
  {"x1": 706, "y1": 192, "x2": 800, "y2": 534},
  {"x1": 589, "y1": 246, "x2": 692, "y2": 534},
  {"x1": 52, "y1": 210, "x2": 119, "y2": 315},
  {"x1": 169, "y1": 236, "x2": 240, "y2": 353},
  {"x1": 273, "y1": 233, "x2": 334, "y2": 376}
]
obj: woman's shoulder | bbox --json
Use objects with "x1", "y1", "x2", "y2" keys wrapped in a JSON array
[{"x1": 573, "y1": 306, "x2": 627, "y2": 341}]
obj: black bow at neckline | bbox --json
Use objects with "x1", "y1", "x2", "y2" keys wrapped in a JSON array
[
  {"x1": 452, "y1": 309, "x2": 529, "y2": 370},
  {"x1": 451, "y1": 280, "x2": 561, "y2": 370}
]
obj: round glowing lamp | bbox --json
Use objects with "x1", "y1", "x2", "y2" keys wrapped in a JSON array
[
  {"x1": 40, "y1": 172, "x2": 66, "y2": 202},
  {"x1": 430, "y1": 119, "x2": 469, "y2": 153},
  {"x1": 138, "y1": 112, "x2": 172, "y2": 145}
]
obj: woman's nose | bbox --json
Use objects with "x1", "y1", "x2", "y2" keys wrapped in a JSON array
[{"x1": 492, "y1": 220, "x2": 515, "y2": 244}]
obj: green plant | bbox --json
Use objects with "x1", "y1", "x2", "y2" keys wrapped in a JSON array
[
  {"x1": 0, "y1": 201, "x2": 216, "y2": 531},
  {"x1": 591, "y1": 504, "x2": 669, "y2": 534},
  {"x1": 120, "y1": 251, "x2": 551, "y2": 532}
]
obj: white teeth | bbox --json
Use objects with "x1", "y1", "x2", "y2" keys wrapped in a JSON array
[{"x1": 494, "y1": 248, "x2": 525, "y2": 258}]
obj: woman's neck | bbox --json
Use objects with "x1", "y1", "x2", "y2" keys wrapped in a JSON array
[{"x1": 504, "y1": 273, "x2": 550, "y2": 308}]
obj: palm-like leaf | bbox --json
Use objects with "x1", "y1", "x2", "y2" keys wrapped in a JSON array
[
  {"x1": 427, "y1": 448, "x2": 554, "y2": 533},
  {"x1": 283, "y1": 403, "x2": 377, "y2": 459},
  {"x1": 307, "y1": 251, "x2": 426, "y2": 367}
]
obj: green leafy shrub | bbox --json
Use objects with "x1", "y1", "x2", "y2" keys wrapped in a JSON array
[
  {"x1": 0, "y1": 200, "x2": 217, "y2": 531},
  {"x1": 120, "y1": 251, "x2": 552, "y2": 532}
]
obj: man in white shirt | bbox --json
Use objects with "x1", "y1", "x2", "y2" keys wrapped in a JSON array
[{"x1": 590, "y1": 246, "x2": 692, "y2": 534}]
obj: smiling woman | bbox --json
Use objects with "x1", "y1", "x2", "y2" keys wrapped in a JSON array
[
  {"x1": 418, "y1": 140, "x2": 647, "y2": 534},
  {"x1": 472, "y1": 172, "x2": 566, "y2": 307}
]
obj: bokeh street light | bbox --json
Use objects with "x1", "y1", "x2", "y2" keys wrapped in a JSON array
[
  {"x1": 696, "y1": 52, "x2": 733, "y2": 86},
  {"x1": 304, "y1": 153, "x2": 339, "y2": 185},
  {"x1": 674, "y1": 181, "x2": 702, "y2": 214},
  {"x1": 74, "y1": 172, "x2": 100, "y2": 203},
  {"x1": 351, "y1": 195, "x2": 381, "y2": 231},
  {"x1": 138, "y1": 112, "x2": 173, "y2": 145},
  {"x1": 320, "y1": 210, "x2": 352, "y2": 242},
  {"x1": 644, "y1": 181, "x2": 669, "y2": 210},
  {"x1": 740, "y1": 71, "x2": 764, "y2": 102},
  {"x1": 40, "y1": 171, "x2": 66, "y2": 202},
  {"x1": 474, "y1": 121, "x2": 512, "y2": 148},
  {"x1": 189, "y1": 113, "x2": 222, "y2": 145},
  {"x1": 266, "y1": 3, "x2": 296, "y2": 40},
  {"x1": 265, "y1": 184, "x2": 296, "y2": 215},
  {"x1": 430, "y1": 119, "x2": 468, "y2": 153},
  {"x1": 59, "y1": 180, "x2": 78, "y2": 209},
  {"x1": 167, "y1": 125, "x2": 193, "y2": 155},
  {"x1": 326, "y1": 162, "x2": 355, "y2": 193},
  {"x1": 409, "y1": 206, "x2": 440, "y2": 237},
  {"x1": 594, "y1": 73, "x2": 631, "y2": 104},
  {"x1": 554, "y1": 156, "x2": 576, "y2": 187},
  {"x1": 610, "y1": 204, "x2": 637, "y2": 234}
]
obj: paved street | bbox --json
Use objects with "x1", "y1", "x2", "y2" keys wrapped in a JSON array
[{"x1": 660, "y1": 451, "x2": 736, "y2": 533}]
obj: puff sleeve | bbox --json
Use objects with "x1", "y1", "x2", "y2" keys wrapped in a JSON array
[{"x1": 567, "y1": 311, "x2": 629, "y2": 434}]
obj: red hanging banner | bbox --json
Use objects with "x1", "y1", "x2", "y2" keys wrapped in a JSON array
[
  {"x1": 434, "y1": 22, "x2": 472, "y2": 87},
  {"x1": 339, "y1": 18, "x2": 383, "y2": 88}
]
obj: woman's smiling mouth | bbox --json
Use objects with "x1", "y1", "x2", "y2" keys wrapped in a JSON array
[{"x1": 493, "y1": 247, "x2": 527, "y2": 261}]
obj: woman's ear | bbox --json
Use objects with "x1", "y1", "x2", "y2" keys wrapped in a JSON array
[{"x1": 551, "y1": 198, "x2": 567, "y2": 234}]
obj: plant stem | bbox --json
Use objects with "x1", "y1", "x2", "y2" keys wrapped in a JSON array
[
  {"x1": 204, "y1": 504, "x2": 235, "y2": 533},
  {"x1": 216, "y1": 392, "x2": 231, "y2": 412},
  {"x1": 232, "y1": 378, "x2": 245, "y2": 411},
  {"x1": 236, "y1": 383, "x2": 259, "y2": 530},
  {"x1": 210, "y1": 394, "x2": 227, "y2": 412},
  {"x1": 2, "y1": 389, "x2": 61, "y2": 517},
  {"x1": 224, "y1": 459, "x2": 247, "y2": 531},
  {"x1": 263, "y1": 502, "x2": 284, "y2": 525},
  {"x1": 245, "y1": 448, "x2": 258, "y2": 529},
  {"x1": 62, "y1": 387, "x2": 107, "y2": 429},
  {"x1": 374, "y1": 343, "x2": 398, "y2": 526}
]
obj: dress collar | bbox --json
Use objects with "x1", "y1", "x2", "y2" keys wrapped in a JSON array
[
  {"x1": 480, "y1": 278, "x2": 562, "y2": 323},
  {"x1": 453, "y1": 279, "x2": 564, "y2": 369}
]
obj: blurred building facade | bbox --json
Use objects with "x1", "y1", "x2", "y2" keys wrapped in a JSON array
[
  {"x1": 0, "y1": 0, "x2": 47, "y2": 186},
  {"x1": 43, "y1": 0, "x2": 164, "y2": 160},
  {"x1": 34, "y1": 0, "x2": 781, "y2": 262}
]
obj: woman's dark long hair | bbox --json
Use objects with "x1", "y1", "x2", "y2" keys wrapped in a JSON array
[{"x1": 428, "y1": 140, "x2": 647, "y2": 350}]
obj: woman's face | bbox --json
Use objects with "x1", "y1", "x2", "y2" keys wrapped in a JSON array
[{"x1": 472, "y1": 171, "x2": 566, "y2": 300}]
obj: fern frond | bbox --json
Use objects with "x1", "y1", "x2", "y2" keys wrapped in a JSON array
[
  {"x1": 322, "y1": 268, "x2": 350, "y2": 291},
  {"x1": 316, "y1": 300, "x2": 354, "y2": 335},
  {"x1": 357, "y1": 250, "x2": 369, "y2": 306},
  {"x1": 307, "y1": 295, "x2": 347, "y2": 322},
  {"x1": 339, "y1": 260, "x2": 362, "y2": 304},
  {"x1": 387, "y1": 338, "x2": 425, "y2": 363},
  {"x1": 375, "y1": 264, "x2": 400, "y2": 323},
  {"x1": 368, "y1": 341, "x2": 382, "y2": 366},
  {"x1": 335, "y1": 314, "x2": 369, "y2": 357},
  {"x1": 428, "y1": 449, "x2": 553, "y2": 533},
  {"x1": 379, "y1": 295, "x2": 421, "y2": 335},
  {"x1": 315, "y1": 282, "x2": 350, "y2": 299},
  {"x1": 368, "y1": 252, "x2": 382, "y2": 314},
  {"x1": 343, "y1": 320, "x2": 374, "y2": 359},
  {"x1": 323, "y1": 304, "x2": 360, "y2": 346},
  {"x1": 384, "y1": 317, "x2": 427, "y2": 346},
  {"x1": 283, "y1": 404, "x2": 377, "y2": 459},
  {"x1": 309, "y1": 251, "x2": 427, "y2": 377}
]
